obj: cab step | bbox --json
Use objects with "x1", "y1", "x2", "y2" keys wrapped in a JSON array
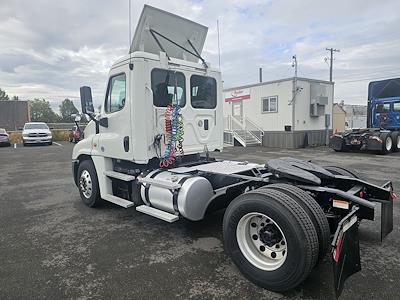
[
  {"x1": 102, "y1": 194, "x2": 134, "y2": 208},
  {"x1": 104, "y1": 170, "x2": 136, "y2": 181},
  {"x1": 136, "y1": 205, "x2": 179, "y2": 223}
]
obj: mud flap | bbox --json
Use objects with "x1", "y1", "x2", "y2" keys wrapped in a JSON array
[
  {"x1": 332, "y1": 208, "x2": 361, "y2": 298},
  {"x1": 380, "y1": 199, "x2": 393, "y2": 242}
]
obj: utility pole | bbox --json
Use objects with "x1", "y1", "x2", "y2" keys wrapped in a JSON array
[
  {"x1": 292, "y1": 55, "x2": 298, "y2": 78},
  {"x1": 325, "y1": 48, "x2": 340, "y2": 82},
  {"x1": 291, "y1": 55, "x2": 298, "y2": 131}
]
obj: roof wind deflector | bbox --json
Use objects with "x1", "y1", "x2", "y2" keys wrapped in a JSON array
[
  {"x1": 130, "y1": 5, "x2": 208, "y2": 64},
  {"x1": 149, "y1": 29, "x2": 208, "y2": 68}
]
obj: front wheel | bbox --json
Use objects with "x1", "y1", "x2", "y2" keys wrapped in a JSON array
[
  {"x1": 77, "y1": 160, "x2": 102, "y2": 207},
  {"x1": 223, "y1": 188, "x2": 318, "y2": 292}
]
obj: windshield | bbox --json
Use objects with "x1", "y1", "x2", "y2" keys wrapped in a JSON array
[
  {"x1": 24, "y1": 123, "x2": 49, "y2": 130},
  {"x1": 0, "y1": 128, "x2": 6, "y2": 133}
]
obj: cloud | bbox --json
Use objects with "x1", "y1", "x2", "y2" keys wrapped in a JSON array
[{"x1": 0, "y1": 0, "x2": 399, "y2": 111}]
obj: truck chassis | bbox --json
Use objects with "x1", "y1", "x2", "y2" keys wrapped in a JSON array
[{"x1": 331, "y1": 128, "x2": 400, "y2": 154}]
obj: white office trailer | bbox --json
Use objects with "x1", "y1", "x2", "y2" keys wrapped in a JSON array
[{"x1": 223, "y1": 78, "x2": 334, "y2": 148}]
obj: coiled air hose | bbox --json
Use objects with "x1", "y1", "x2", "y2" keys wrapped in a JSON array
[{"x1": 160, "y1": 104, "x2": 184, "y2": 168}]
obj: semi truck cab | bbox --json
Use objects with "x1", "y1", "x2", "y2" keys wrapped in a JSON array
[{"x1": 370, "y1": 97, "x2": 400, "y2": 129}]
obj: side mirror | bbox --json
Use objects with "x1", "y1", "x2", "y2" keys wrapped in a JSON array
[
  {"x1": 80, "y1": 86, "x2": 95, "y2": 115},
  {"x1": 74, "y1": 115, "x2": 81, "y2": 122}
]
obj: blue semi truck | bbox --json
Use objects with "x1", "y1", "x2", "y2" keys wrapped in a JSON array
[{"x1": 330, "y1": 78, "x2": 400, "y2": 154}]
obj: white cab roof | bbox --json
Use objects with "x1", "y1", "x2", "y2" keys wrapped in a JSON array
[{"x1": 129, "y1": 5, "x2": 208, "y2": 63}]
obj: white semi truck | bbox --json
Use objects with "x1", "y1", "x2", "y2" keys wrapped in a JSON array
[{"x1": 72, "y1": 5, "x2": 395, "y2": 297}]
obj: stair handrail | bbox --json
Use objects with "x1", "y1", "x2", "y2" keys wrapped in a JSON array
[
  {"x1": 230, "y1": 115, "x2": 246, "y2": 131},
  {"x1": 245, "y1": 117, "x2": 264, "y2": 135}
]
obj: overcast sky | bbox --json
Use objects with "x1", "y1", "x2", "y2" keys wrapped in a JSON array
[{"x1": 1, "y1": 0, "x2": 400, "y2": 111}]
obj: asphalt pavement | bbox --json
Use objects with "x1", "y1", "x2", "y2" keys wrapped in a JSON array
[{"x1": 0, "y1": 142, "x2": 399, "y2": 299}]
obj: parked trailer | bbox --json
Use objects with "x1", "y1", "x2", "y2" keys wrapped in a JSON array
[
  {"x1": 331, "y1": 78, "x2": 400, "y2": 154},
  {"x1": 72, "y1": 5, "x2": 395, "y2": 297}
]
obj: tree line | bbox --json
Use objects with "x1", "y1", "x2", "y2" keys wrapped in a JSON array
[{"x1": 0, "y1": 87, "x2": 79, "y2": 123}]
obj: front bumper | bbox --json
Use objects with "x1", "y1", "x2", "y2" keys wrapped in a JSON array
[
  {"x1": 0, "y1": 139, "x2": 10, "y2": 145},
  {"x1": 23, "y1": 137, "x2": 52, "y2": 144}
]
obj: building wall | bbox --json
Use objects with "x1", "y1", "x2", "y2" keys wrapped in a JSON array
[
  {"x1": 343, "y1": 105, "x2": 367, "y2": 129},
  {"x1": 224, "y1": 80, "x2": 293, "y2": 131},
  {"x1": 293, "y1": 79, "x2": 333, "y2": 131},
  {"x1": 0, "y1": 101, "x2": 30, "y2": 131},
  {"x1": 224, "y1": 78, "x2": 334, "y2": 132},
  {"x1": 332, "y1": 104, "x2": 346, "y2": 132},
  {"x1": 262, "y1": 130, "x2": 332, "y2": 148}
]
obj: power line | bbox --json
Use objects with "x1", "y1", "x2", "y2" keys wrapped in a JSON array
[
  {"x1": 325, "y1": 48, "x2": 340, "y2": 82},
  {"x1": 337, "y1": 75, "x2": 400, "y2": 84}
]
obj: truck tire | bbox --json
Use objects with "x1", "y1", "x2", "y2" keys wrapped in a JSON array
[
  {"x1": 333, "y1": 139, "x2": 345, "y2": 152},
  {"x1": 390, "y1": 131, "x2": 400, "y2": 152},
  {"x1": 223, "y1": 188, "x2": 318, "y2": 292},
  {"x1": 77, "y1": 160, "x2": 102, "y2": 207},
  {"x1": 379, "y1": 132, "x2": 392, "y2": 155},
  {"x1": 262, "y1": 184, "x2": 330, "y2": 263},
  {"x1": 324, "y1": 165, "x2": 360, "y2": 178}
]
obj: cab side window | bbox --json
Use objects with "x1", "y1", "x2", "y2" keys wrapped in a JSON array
[
  {"x1": 375, "y1": 102, "x2": 390, "y2": 112},
  {"x1": 151, "y1": 69, "x2": 186, "y2": 107},
  {"x1": 105, "y1": 73, "x2": 126, "y2": 113}
]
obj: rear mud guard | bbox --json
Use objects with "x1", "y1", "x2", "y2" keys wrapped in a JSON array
[{"x1": 331, "y1": 208, "x2": 361, "y2": 298}]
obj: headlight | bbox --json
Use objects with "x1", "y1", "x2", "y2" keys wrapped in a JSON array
[{"x1": 22, "y1": 133, "x2": 29, "y2": 137}]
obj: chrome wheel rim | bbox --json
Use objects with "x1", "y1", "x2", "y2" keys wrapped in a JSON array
[
  {"x1": 236, "y1": 212, "x2": 287, "y2": 271},
  {"x1": 386, "y1": 137, "x2": 392, "y2": 151},
  {"x1": 79, "y1": 170, "x2": 92, "y2": 199}
]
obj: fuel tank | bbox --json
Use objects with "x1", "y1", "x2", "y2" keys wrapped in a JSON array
[{"x1": 140, "y1": 170, "x2": 214, "y2": 221}]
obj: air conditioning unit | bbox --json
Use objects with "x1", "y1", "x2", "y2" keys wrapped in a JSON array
[{"x1": 310, "y1": 83, "x2": 328, "y2": 117}]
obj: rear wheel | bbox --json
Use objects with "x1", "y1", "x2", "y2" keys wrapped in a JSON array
[
  {"x1": 379, "y1": 133, "x2": 392, "y2": 155},
  {"x1": 262, "y1": 184, "x2": 330, "y2": 263},
  {"x1": 391, "y1": 132, "x2": 400, "y2": 152},
  {"x1": 333, "y1": 139, "x2": 345, "y2": 152},
  {"x1": 77, "y1": 160, "x2": 102, "y2": 207},
  {"x1": 223, "y1": 188, "x2": 318, "y2": 292}
]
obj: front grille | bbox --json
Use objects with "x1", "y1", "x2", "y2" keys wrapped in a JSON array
[{"x1": 28, "y1": 133, "x2": 47, "y2": 137}]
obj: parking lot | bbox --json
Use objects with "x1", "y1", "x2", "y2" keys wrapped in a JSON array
[{"x1": 1, "y1": 143, "x2": 399, "y2": 299}]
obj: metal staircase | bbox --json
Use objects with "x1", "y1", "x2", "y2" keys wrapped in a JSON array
[{"x1": 224, "y1": 116, "x2": 263, "y2": 147}]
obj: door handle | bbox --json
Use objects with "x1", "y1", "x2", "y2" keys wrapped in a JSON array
[
  {"x1": 123, "y1": 136, "x2": 129, "y2": 152},
  {"x1": 204, "y1": 119, "x2": 209, "y2": 130}
]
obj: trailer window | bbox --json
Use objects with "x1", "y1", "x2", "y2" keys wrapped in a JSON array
[
  {"x1": 375, "y1": 103, "x2": 390, "y2": 112},
  {"x1": 151, "y1": 69, "x2": 186, "y2": 107},
  {"x1": 190, "y1": 75, "x2": 217, "y2": 109},
  {"x1": 261, "y1": 96, "x2": 278, "y2": 113},
  {"x1": 393, "y1": 102, "x2": 400, "y2": 112},
  {"x1": 105, "y1": 73, "x2": 126, "y2": 113}
]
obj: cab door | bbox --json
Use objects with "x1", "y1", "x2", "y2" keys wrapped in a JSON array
[
  {"x1": 98, "y1": 65, "x2": 133, "y2": 160},
  {"x1": 391, "y1": 101, "x2": 400, "y2": 129},
  {"x1": 183, "y1": 73, "x2": 222, "y2": 152}
]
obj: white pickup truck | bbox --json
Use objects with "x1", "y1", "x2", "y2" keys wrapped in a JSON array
[{"x1": 22, "y1": 122, "x2": 52, "y2": 146}]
